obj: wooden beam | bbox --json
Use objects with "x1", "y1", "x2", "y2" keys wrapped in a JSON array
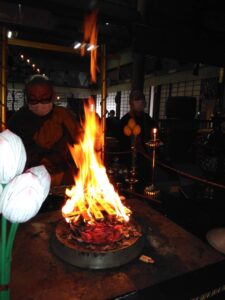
[{"x1": 8, "y1": 38, "x2": 83, "y2": 56}]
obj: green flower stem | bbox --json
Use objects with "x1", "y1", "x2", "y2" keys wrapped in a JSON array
[
  {"x1": 0, "y1": 215, "x2": 8, "y2": 300},
  {"x1": 0, "y1": 191, "x2": 19, "y2": 300},
  {"x1": 5, "y1": 223, "x2": 18, "y2": 282},
  {"x1": 0, "y1": 216, "x2": 7, "y2": 284}
]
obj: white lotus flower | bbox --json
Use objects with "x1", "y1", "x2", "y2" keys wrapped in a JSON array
[
  {"x1": 26, "y1": 165, "x2": 51, "y2": 199},
  {"x1": 0, "y1": 129, "x2": 27, "y2": 184},
  {"x1": 0, "y1": 172, "x2": 48, "y2": 223}
]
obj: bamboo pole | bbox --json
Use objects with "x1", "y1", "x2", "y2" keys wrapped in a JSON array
[{"x1": 100, "y1": 44, "x2": 107, "y2": 163}]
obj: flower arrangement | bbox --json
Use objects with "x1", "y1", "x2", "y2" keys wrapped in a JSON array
[
  {"x1": 123, "y1": 118, "x2": 141, "y2": 137},
  {"x1": 0, "y1": 130, "x2": 51, "y2": 300}
]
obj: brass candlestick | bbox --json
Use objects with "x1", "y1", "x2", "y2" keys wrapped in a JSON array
[
  {"x1": 123, "y1": 120, "x2": 141, "y2": 192},
  {"x1": 144, "y1": 128, "x2": 160, "y2": 199},
  {"x1": 125, "y1": 166, "x2": 138, "y2": 191},
  {"x1": 125, "y1": 136, "x2": 138, "y2": 191}
]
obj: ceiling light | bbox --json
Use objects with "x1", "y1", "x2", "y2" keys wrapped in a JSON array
[
  {"x1": 87, "y1": 44, "x2": 95, "y2": 51},
  {"x1": 105, "y1": 22, "x2": 109, "y2": 26},
  {"x1": 20, "y1": 54, "x2": 24, "y2": 60},
  {"x1": 37, "y1": 68, "x2": 40, "y2": 73},
  {"x1": 74, "y1": 42, "x2": 81, "y2": 49},
  {"x1": 7, "y1": 31, "x2": 12, "y2": 39},
  {"x1": 32, "y1": 64, "x2": 35, "y2": 68},
  {"x1": 26, "y1": 59, "x2": 30, "y2": 64}
]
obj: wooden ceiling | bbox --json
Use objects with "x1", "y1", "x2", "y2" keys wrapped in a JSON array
[{"x1": 1, "y1": 0, "x2": 225, "y2": 86}]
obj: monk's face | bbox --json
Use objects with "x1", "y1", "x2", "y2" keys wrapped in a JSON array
[
  {"x1": 27, "y1": 83, "x2": 54, "y2": 117},
  {"x1": 130, "y1": 99, "x2": 146, "y2": 114}
]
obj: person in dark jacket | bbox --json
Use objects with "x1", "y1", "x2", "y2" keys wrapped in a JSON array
[
  {"x1": 204, "y1": 116, "x2": 225, "y2": 183},
  {"x1": 119, "y1": 90, "x2": 156, "y2": 192},
  {"x1": 8, "y1": 75, "x2": 82, "y2": 186},
  {"x1": 106, "y1": 109, "x2": 120, "y2": 139}
]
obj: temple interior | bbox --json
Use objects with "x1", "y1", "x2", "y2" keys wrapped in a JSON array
[{"x1": 1, "y1": 1, "x2": 225, "y2": 299}]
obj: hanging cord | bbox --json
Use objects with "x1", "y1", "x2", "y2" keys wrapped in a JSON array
[
  {"x1": 138, "y1": 148, "x2": 225, "y2": 190},
  {"x1": 104, "y1": 148, "x2": 225, "y2": 190}
]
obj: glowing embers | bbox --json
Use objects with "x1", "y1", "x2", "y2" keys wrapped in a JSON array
[
  {"x1": 51, "y1": 218, "x2": 144, "y2": 269},
  {"x1": 67, "y1": 209, "x2": 141, "y2": 251}
]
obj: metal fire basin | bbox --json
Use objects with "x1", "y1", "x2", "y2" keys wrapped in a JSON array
[{"x1": 51, "y1": 219, "x2": 145, "y2": 269}]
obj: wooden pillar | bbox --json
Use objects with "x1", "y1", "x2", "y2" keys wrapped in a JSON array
[
  {"x1": 115, "y1": 91, "x2": 121, "y2": 119},
  {"x1": 131, "y1": 54, "x2": 145, "y2": 91},
  {"x1": 0, "y1": 27, "x2": 7, "y2": 131},
  {"x1": 131, "y1": 0, "x2": 146, "y2": 92},
  {"x1": 219, "y1": 68, "x2": 225, "y2": 111}
]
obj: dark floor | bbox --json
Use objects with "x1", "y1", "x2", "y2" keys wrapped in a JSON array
[{"x1": 154, "y1": 163, "x2": 225, "y2": 243}]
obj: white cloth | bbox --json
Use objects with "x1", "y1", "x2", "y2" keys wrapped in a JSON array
[{"x1": 0, "y1": 129, "x2": 27, "y2": 184}]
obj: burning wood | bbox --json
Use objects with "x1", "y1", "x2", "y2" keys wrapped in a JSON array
[{"x1": 69, "y1": 216, "x2": 140, "y2": 246}]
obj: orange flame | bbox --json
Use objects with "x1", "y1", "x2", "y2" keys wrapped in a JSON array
[
  {"x1": 62, "y1": 97, "x2": 130, "y2": 223},
  {"x1": 81, "y1": 10, "x2": 98, "y2": 83}
]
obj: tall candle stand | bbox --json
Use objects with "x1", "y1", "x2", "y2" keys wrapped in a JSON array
[
  {"x1": 125, "y1": 136, "x2": 138, "y2": 191},
  {"x1": 144, "y1": 128, "x2": 160, "y2": 199}
]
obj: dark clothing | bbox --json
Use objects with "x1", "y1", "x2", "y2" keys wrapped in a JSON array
[
  {"x1": 8, "y1": 105, "x2": 81, "y2": 185},
  {"x1": 119, "y1": 111, "x2": 156, "y2": 192},
  {"x1": 205, "y1": 129, "x2": 225, "y2": 180},
  {"x1": 106, "y1": 116, "x2": 120, "y2": 139},
  {"x1": 207, "y1": 130, "x2": 225, "y2": 155}
]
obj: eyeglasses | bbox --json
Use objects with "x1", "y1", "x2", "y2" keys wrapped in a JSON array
[{"x1": 27, "y1": 97, "x2": 53, "y2": 105}]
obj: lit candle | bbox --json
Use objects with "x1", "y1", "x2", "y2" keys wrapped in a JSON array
[{"x1": 152, "y1": 128, "x2": 157, "y2": 142}]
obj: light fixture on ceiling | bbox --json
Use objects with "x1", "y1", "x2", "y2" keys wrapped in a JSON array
[
  {"x1": 74, "y1": 42, "x2": 81, "y2": 49},
  {"x1": 19, "y1": 53, "x2": 43, "y2": 75},
  {"x1": 7, "y1": 30, "x2": 18, "y2": 39},
  {"x1": 87, "y1": 44, "x2": 95, "y2": 51},
  {"x1": 7, "y1": 30, "x2": 12, "y2": 39},
  {"x1": 73, "y1": 41, "x2": 98, "y2": 51}
]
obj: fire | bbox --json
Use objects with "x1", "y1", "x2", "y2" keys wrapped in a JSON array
[
  {"x1": 62, "y1": 98, "x2": 130, "y2": 224},
  {"x1": 81, "y1": 10, "x2": 98, "y2": 83}
]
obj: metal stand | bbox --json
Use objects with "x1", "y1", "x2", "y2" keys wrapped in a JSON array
[
  {"x1": 125, "y1": 167, "x2": 138, "y2": 191},
  {"x1": 125, "y1": 137, "x2": 138, "y2": 191},
  {"x1": 144, "y1": 137, "x2": 160, "y2": 199}
]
